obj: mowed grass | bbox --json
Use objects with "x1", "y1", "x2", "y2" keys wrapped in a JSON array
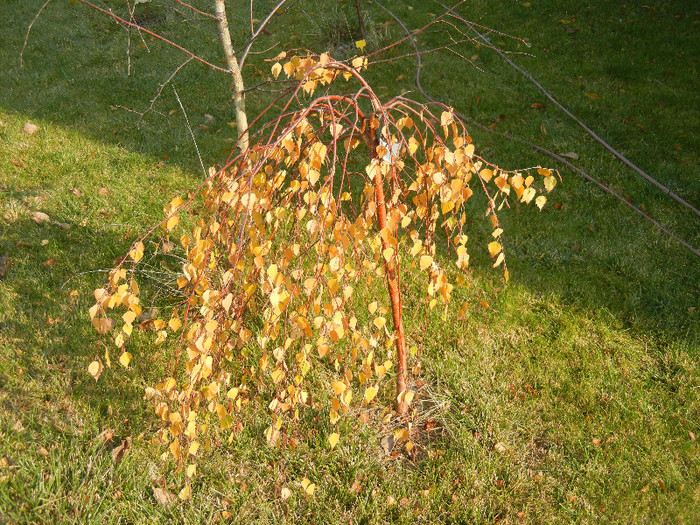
[{"x1": 0, "y1": 1, "x2": 698, "y2": 523}]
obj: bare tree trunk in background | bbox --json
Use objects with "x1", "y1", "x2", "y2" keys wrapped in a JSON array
[{"x1": 215, "y1": 0, "x2": 249, "y2": 153}]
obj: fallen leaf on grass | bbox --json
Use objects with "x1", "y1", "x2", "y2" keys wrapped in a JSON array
[
  {"x1": 530, "y1": 103, "x2": 546, "y2": 109},
  {"x1": 43, "y1": 259, "x2": 56, "y2": 267},
  {"x1": 494, "y1": 442, "x2": 509, "y2": 453},
  {"x1": 98, "y1": 187, "x2": 109, "y2": 196},
  {"x1": 54, "y1": 221, "x2": 71, "y2": 230},
  {"x1": 560, "y1": 152, "x2": 579, "y2": 160},
  {"x1": 31, "y1": 211, "x2": 51, "y2": 225},
  {"x1": 88, "y1": 360, "x2": 104, "y2": 380},
  {"x1": 97, "y1": 428, "x2": 114, "y2": 443},
  {"x1": 380, "y1": 434, "x2": 395, "y2": 456},
  {"x1": 23, "y1": 123, "x2": 39, "y2": 135},
  {"x1": 584, "y1": 93, "x2": 600, "y2": 99},
  {"x1": 111, "y1": 438, "x2": 131, "y2": 464},
  {"x1": 70, "y1": 188, "x2": 82, "y2": 197},
  {"x1": 38, "y1": 447, "x2": 49, "y2": 457},
  {"x1": 152, "y1": 487, "x2": 175, "y2": 507}
]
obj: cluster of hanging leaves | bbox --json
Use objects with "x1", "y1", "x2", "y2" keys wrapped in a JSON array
[{"x1": 88, "y1": 53, "x2": 557, "y2": 494}]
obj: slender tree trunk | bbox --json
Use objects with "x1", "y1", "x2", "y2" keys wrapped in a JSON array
[
  {"x1": 367, "y1": 124, "x2": 408, "y2": 415},
  {"x1": 375, "y1": 170, "x2": 409, "y2": 415},
  {"x1": 214, "y1": 0, "x2": 249, "y2": 153}
]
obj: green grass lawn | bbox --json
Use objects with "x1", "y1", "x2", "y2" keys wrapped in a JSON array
[{"x1": 1, "y1": 1, "x2": 698, "y2": 523}]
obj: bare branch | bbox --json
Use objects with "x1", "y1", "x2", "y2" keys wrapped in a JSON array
[
  {"x1": 239, "y1": 0, "x2": 289, "y2": 69},
  {"x1": 76, "y1": 0, "x2": 229, "y2": 73},
  {"x1": 20, "y1": 0, "x2": 54, "y2": 67}
]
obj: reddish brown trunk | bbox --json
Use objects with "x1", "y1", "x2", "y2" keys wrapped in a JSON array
[{"x1": 370, "y1": 144, "x2": 409, "y2": 415}]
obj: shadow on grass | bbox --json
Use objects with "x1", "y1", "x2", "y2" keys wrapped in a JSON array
[{"x1": 1, "y1": 1, "x2": 697, "y2": 376}]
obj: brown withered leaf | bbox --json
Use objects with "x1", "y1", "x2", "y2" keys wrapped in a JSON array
[
  {"x1": 23, "y1": 122, "x2": 39, "y2": 135},
  {"x1": 380, "y1": 435, "x2": 395, "y2": 456},
  {"x1": 111, "y1": 438, "x2": 131, "y2": 464},
  {"x1": 32, "y1": 211, "x2": 51, "y2": 225},
  {"x1": 70, "y1": 188, "x2": 82, "y2": 197},
  {"x1": 152, "y1": 487, "x2": 175, "y2": 507},
  {"x1": 98, "y1": 187, "x2": 110, "y2": 196},
  {"x1": 97, "y1": 428, "x2": 114, "y2": 444}
]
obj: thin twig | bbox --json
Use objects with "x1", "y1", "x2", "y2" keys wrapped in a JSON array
[
  {"x1": 20, "y1": 0, "x2": 54, "y2": 67},
  {"x1": 174, "y1": 0, "x2": 219, "y2": 20},
  {"x1": 172, "y1": 85, "x2": 207, "y2": 178},
  {"x1": 239, "y1": 0, "x2": 289, "y2": 69},
  {"x1": 441, "y1": 2, "x2": 700, "y2": 219},
  {"x1": 374, "y1": 0, "x2": 700, "y2": 260},
  {"x1": 137, "y1": 57, "x2": 194, "y2": 126},
  {"x1": 76, "y1": 0, "x2": 229, "y2": 73}
]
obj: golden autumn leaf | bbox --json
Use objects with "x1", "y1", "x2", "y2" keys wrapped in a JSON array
[
  {"x1": 328, "y1": 432, "x2": 339, "y2": 449},
  {"x1": 331, "y1": 381, "x2": 347, "y2": 396},
  {"x1": 364, "y1": 386, "x2": 378, "y2": 404},
  {"x1": 129, "y1": 241, "x2": 144, "y2": 263},
  {"x1": 178, "y1": 483, "x2": 191, "y2": 500},
  {"x1": 271, "y1": 62, "x2": 282, "y2": 79},
  {"x1": 88, "y1": 359, "x2": 103, "y2": 381},
  {"x1": 168, "y1": 317, "x2": 182, "y2": 332},
  {"x1": 536, "y1": 195, "x2": 547, "y2": 211},
  {"x1": 419, "y1": 255, "x2": 433, "y2": 271},
  {"x1": 488, "y1": 241, "x2": 501, "y2": 258},
  {"x1": 373, "y1": 317, "x2": 386, "y2": 330},
  {"x1": 119, "y1": 351, "x2": 132, "y2": 368},
  {"x1": 301, "y1": 477, "x2": 316, "y2": 495}
]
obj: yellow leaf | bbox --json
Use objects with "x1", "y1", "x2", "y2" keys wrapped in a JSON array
[
  {"x1": 178, "y1": 483, "x2": 191, "y2": 500},
  {"x1": 331, "y1": 381, "x2": 347, "y2": 396},
  {"x1": 368, "y1": 301, "x2": 378, "y2": 315},
  {"x1": 271, "y1": 62, "x2": 282, "y2": 79},
  {"x1": 440, "y1": 111, "x2": 454, "y2": 126},
  {"x1": 166, "y1": 214, "x2": 179, "y2": 231},
  {"x1": 493, "y1": 252, "x2": 505, "y2": 268},
  {"x1": 88, "y1": 360, "x2": 103, "y2": 380},
  {"x1": 301, "y1": 477, "x2": 316, "y2": 495},
  {"x1": 186, "y1": 464, "x2": 197, "y2": 478},
  {"x1": 488, "y1": 241, "x2": 501, "y2": 258},
  {"x1": 544, "y1": 176, "x2": 557, "y2": 193},
  {"x1": 536, "y1": 195, "x2": 547, "y2": 211},
  {"x1": 270, "y1": 368, "x2": 284, "y2": 384},
  {"x1": 373, "y1": 317, "x2": 386, "y2": 330},
  {"x1": 521, "y1": 187, "x2": 536, "y2": 204},
  {"x1": 318, "y1": 344, "x2": 330, "y2": 358},
  {"x1": 328, "y1": 432, "x2": 339, "y2": 449},
  {"x1": 420, "y1": 255, "x2": 433, "y2": 271},
  {"x1": 169, "y1": 439, "x2": 181, "y2": 461},
  {"x1": 364, "y1": 386, "x2": 378, "y2": 404},
  {"x1": 119, "y1": 351, "x2": 132, "y2": 368},
  {"x1": 382, "y1": 247, "x2": 394, "y2": 261},
  {"x1": 122, "y1": 310, "x2": 136, "y2": 325},
  {"x1": 168, "y1": 317, "x2": 182, "y2": 332},
  {"x1": 355, "y1": 39, "x2": 367, "y2": 51},
  {"x1": 480, "y1": 169, "x2": 494, "y2": 182},
  {"x1": 129, "y1": 241, "x2": 144, "y2": 263}
]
